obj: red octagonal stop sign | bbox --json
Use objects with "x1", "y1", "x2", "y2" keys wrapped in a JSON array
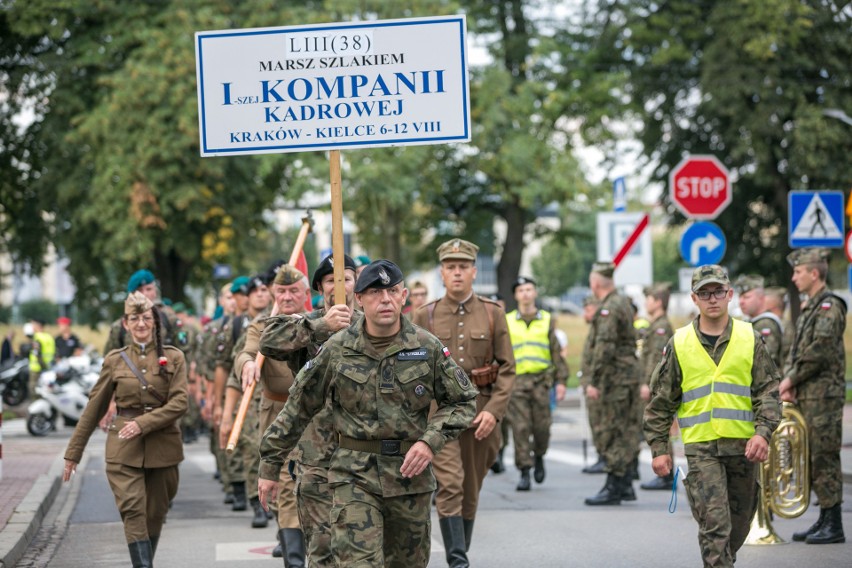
[{"x1": 669, "y1": 155, "x2": 731, "y2": 220}]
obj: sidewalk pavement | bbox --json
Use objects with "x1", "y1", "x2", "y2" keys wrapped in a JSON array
[{"x1": 2, "y1": 401, "x2": 852, "y2": 567}]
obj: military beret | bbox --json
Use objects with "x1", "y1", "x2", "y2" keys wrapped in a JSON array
[
  {"x1": 354, "y1": 259, "x2": 405, "y2": 293},
  {"x1": 591, "y1": 261, "x2": 615, "y2": 279},
  {"x1": 172, "y1": 301, "x2": 187, "y2": 314},
  {"x1": 512, "y1": 276, "x2": 536, "y2": 292},
  {"x1": 273, "y1": 264, "x2": 307, "y2": 286},
  {"x1": 691, "y1": 264, "x2": 729, "y2": 292},
  {"x1": 437, "y1": 238, "x2": 479, "y2": 262},
  {"x1": 125, "y1": 291, "x2": 154, "y2": 315},
  {"x1": 582, "y1": 295, "x2": 599, "y2": 307},
  {"x1": 126, "y1": 269, "x2": 156, "y2": 293},
  {"x1": 643, "y1": 282, "x2": 672, "y2": 297},
  {"x1": 787, "y1": 247, "x2": 830, "y2": 267},
  {"x1": 246, "y1": 275, "x2": 267, "y2": 295},
  {"x1": 311, "y1": 295, "x2": 324, "y2": 309},
  {"x1": 733, "y1": 274, "x2": 765, "y2": 294},
  {"x1": 354, "y1": 254, "x2": 372, "y2": 268},
  {"x1": 311, "y1": 254, "x2": 356, "y2": 292},
  {"x1": 265, "y1": 258, "x2": 287, "y2": 279},
  {"x1": 486, "y1": 292, "x2": 504, "y2": 302},
  {"x1": 230, "y1": 276, "x2": 251, "y2": 295}
]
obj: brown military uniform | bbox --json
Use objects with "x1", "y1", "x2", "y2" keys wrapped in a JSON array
[
  {"x1": 234, "y1": 312, "x2": 301, "y2": 529},
  {"x1": 65, "y1": 344, "x2": 188, "y2": 543},
  {"x1": 412, "y1": 294, "x2": 516, "y2": 520}
]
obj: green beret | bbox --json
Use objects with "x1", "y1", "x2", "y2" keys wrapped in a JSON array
[
  {"x1": 230, "y1": 276, "x2": 251, "y2": 295},
  {"x1": 127, "y1": 269, "x2": 155, "y2": 293}
]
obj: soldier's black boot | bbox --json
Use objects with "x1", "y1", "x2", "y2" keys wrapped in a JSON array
[
  {"x1": 582, "y1": 456, "x2": 607, "y2": 474},
  {"x1": 271, "y1": 541, "x2": 283, "y2": 558},
  {"x1": 275, "y1": 529, "x2": 286, "y2": 561},
  {"x1": 439, "y1": 516, "x2": 470, "y2": 568},
  {"x1": 621, "y1": 477, "x2": 637, "y2": 502},
  {"x1": 463, "y1": 518, "x2": 474, "y2": 552},
  {"x1": 626, "y1": 457, "x2": 640, "y2": 481},
  {"x1": 534, "y1": 455, "x2": 546, "y2": 483},
  {"x1": 584, "y1": 473, "x2": 623, "y2": 506},
  {"x1": 223, "y1": 490, "x2": 234, "y2": 504},
  {"x1": 149, "y1": 535, "x2": 159, "y2": 559},
  {"x1": 516, "y1": 468, "x2": 531, "y2": 491},
  {"x1": 250, "y1": 497, "x2": 268, "y2": 528},
  {"x1": 282, "y1": 528, "x2": 306, "y2": 567},
  {"x1": 641, "y1": 473, "x2": 674, "y2": 490},
  {"x1": 806, "y1": 505, "x2": 846, "y2": 544},
  {"x1": 490, "y1": 448, "x2": 506, "y2": 474},
  {"x1": 128, "y1": 540, "x2": 153, "y2": 568},
  {"x1": 793, "y1": 508, "x2": 827, "y2": 541},
  {"x1": 231, "y1": 481, "x2": 248, "y2": 511}
]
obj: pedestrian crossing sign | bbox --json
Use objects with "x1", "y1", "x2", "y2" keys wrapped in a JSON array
[{"x1": 788, "y1": 190, "x2": 845, "y2": 248}]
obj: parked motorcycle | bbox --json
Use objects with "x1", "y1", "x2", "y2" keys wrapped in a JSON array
[
  {"x1": 26, "y1": 354, "x2": 101, "y2": 437},
  {"x1": 0, "y1": 356, "x2": 29, "y2": 406}
]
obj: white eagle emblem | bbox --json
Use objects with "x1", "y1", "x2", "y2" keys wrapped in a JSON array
[{"x1": 379, "y1": 268, "x2": 390, "y2": 285}]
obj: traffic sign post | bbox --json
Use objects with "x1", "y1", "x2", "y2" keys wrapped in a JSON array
[
  {"x1": 613, "y1": 177, "x2": 627, "y2": 212},
  {"x1": 788, "y1": 190, "x2": 845, "y2": 248},
  {"x1": 679, "y1": 221, "x2": 726, "y2": 267},
  {"x1": 845, "y1": 231, "x2": 852, "y2": 263},
  {"x1": 669, "y1": 155, "x2": 731, "y2": 220},
  {"x1": 596, "y1": 212, "x2": 652, "y2": 287}
]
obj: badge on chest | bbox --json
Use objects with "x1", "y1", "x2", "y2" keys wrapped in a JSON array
[{"x1": 397, "y1": 348, "x2": 428, "y2": 361}]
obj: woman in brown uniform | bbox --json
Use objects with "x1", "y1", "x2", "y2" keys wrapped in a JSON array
[{"x1": 63, "y1": 292, "x2": 188, "y2": 568}]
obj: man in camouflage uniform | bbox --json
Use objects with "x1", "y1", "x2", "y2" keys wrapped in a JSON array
[
  {"x1": 781, "y1": 248, "x2": 847, "y2": 544},
  {"x1": 763, "y1": 286, "x2": 794, "y2": 363},
  {"x1": 583, "y1": 262, "x2": 641, "y2": 505},
  {"x1": 259, "y1": 260, "x2": 477, "y2": 567},
  {"x1": 505, "y1": 276, "x2": 569, "y2": 491},
  {"x1": 579, "y1": 294, "x2": 607, "y2": 474},
  {"x1": 412, "y1": 239, "x2": 515, "y2": 568},
  {"x1": 259, "y1": 254, "x2": 360, "y2": 567},
  {"x1": 638, "y1": 283, "x2": 675, "y2": 491},
  {"x1": 735, "y1": 274, "x2": 785, "y2": 367},
  {"x1": 644, "y1": 265, "x2": 781, "y2": 567}
]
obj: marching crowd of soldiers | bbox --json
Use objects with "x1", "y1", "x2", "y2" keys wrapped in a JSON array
[{"x1": 93, "y1": 242, "x2": 844, "y2": 567}]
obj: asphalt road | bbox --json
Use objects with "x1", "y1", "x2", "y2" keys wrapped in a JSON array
[{"x1": 11, "y1": 407, "x2": 852, "y2": 567}]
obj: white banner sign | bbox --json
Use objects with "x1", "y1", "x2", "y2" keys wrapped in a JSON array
[{"x1": 195, "y1": 16, "x2": 470, "y2": 156}]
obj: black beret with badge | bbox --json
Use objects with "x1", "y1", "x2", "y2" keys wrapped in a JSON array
[
  {"x1": 311, "y1": 254, "x2": 356, "y2": 291},
  {"x1": 354, "y1": 259, "x2": 404, "y2": 293},
  {"x1": 512, "y1": 276, "x2": 536, "y2": 292},
  {"x1": 245, "y1": 274, "x2": 267, "y2": 295}
]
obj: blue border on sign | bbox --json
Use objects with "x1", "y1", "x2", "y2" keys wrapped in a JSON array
[
  {"x1": 196, "y1": 17, "x2": 470, "y2": 155},
  {"x1": 788, "y1": 190, "x2": 845, "y2": 248},
  {"x1": 679, "y1": 221, "x2": 726, "y2": 267}
]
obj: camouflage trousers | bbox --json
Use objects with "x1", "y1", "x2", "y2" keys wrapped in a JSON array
[
  {"x1": 798, "y1": 397, "x2": 844, "y2": 508},
  {"x1": 508, "y1": 374, "x2": 553, "y2": 469},
  {"x1": 596, "y1": 385, "x2": 641, "y2": 476},
  {"x1": 585, "y1": 394, "x2": 604, "y2": 453},
  {"x1": 683, "y1": 453, "x2": 757, "y2": 568},
  {"x1": 329, "y1": 483, "x2": 431, "y2": 567},
  {"x1": 240, "y1": 388, "x2": 262, "y2": 500},
  {"x1": 296, "y1": 464, "x2": 334, "y2": 567}
]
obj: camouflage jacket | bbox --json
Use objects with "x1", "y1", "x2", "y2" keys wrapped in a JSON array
[
  {"x1": 644, "y1": 317, "x2": 781, "y2": 458},
  {"x1": 588, "y1": 290, "x2": 640, "y2": 390},
  {"x1": 195, "y1": 315, "x2": 229, "y2": 382},
  {"x1": 748, "y1": 312, "x2": 784, "y2": 370},
  {"x1": 215, "y1": 313, "x2": 249, "y2": 372},
  {"x1": 783, "y1": 288, "x2": 847, "y2": 400},
  {"x1": 259, "y1": 316, "x2": 478, "y2": 497},
  {"x1": 639, "y1": 315, "x2": 674, "y2": 384}
]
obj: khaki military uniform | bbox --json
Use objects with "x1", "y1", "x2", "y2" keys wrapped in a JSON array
[
  {"x1": 586, "y1": 290, "x2": 640, "y2": 477},
  {"x1": 644, "y1": 318, "x2": 781, "y2": 567},
  {"x1": 412, "y1": 295, "x2": 515, "y2": 520},
  {"x1": 234, "y1": 310, "x2": 300, "y2": 529},
  {"x1": 259, "y1": 308, "x2": 363, "y2": 566},
  {"x1": 783, "y1": 288, "x2": 847, "y2": 509},
  {"x1": 505, "y1": 309, "x2": 569, "y2": 470},
  {"x1": 65, "y1": 344, "x2": 188, "y2": 543},
  {"x1": 261, "y1": 316, "x2": 477, "y2": 567}
]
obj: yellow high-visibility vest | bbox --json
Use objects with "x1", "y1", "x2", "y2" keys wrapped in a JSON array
[
  {"x1": 674, "y1": 319, "x2": 755, "y2": 444},
  {"x1": 29, "y1": 331, "x2": 56, "y2": 372},
  {"x1": 506, "y1": 310, "x2": 552, "y2": 375}
]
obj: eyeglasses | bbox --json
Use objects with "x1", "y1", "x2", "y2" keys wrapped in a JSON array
[
  {"x1": 364, "y1": 286, "x2": 403, "y2": 298},
  {"x1": 127, "y1": 315, "x2": 155, "y2": 324},
  {"x1": 695, "y1": 288, "x2": 729, "y2": 301}
]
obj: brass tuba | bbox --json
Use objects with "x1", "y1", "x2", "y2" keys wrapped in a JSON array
[{"x1": 745, "y1": 402, "x2": 810, "y2": 545}]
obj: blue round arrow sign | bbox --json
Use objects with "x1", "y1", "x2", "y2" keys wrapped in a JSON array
[{"x1": 679, "y1": 221, "x2": 726, "y2": 267}]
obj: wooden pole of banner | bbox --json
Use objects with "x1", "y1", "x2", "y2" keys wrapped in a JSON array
[
  {"x1": 226, "y1": 214, "x2": 313, "y2": 453},
  {"x1": 329, "y1": 150, "x2": 346, "y2": 306}
]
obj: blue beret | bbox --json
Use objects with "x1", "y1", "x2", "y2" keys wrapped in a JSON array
[
  {"x1": 230, "y1": 275, "x2": 251, "y2": 295},
  {"x1": 354, "y1": 259, "x2": 404, "y2": 293},
  {"x1": 126, "y1": 269, "x2": 155, "y2": 293}
]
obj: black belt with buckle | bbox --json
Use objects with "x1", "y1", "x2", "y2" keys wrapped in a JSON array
[
  {"x1": 338, "y1": 435, "x2": 414, "y2": 456},
  {"x1": 116, "y1": 406, "x2": 159, "y2": 418}
]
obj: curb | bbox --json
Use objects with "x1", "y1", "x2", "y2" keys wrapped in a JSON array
[{"x1": 0, "y1": 452, "x2": 64, "y2": 568}]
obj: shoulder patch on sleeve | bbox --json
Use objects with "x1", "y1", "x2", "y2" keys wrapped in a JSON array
[
  {"x1": 442, "y1": 346, "x2": 451, "y2": 358},
  {"x1": 455, "y1": 367, "x2": 471, "y2": 388},
  {"x1": 821, "y1": 302, "x2": 832, "y2": 310},
  {"x1": 760, "y1": 328, "x2": 771, "y2": 336},
  {"x1": 655, "y1": 328, "x2": 666, "y2": 335}
]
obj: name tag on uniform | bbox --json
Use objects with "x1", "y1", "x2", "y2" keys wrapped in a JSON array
[{"x1": 398, "y1": 349, "x2": 428, "y2": 361}]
